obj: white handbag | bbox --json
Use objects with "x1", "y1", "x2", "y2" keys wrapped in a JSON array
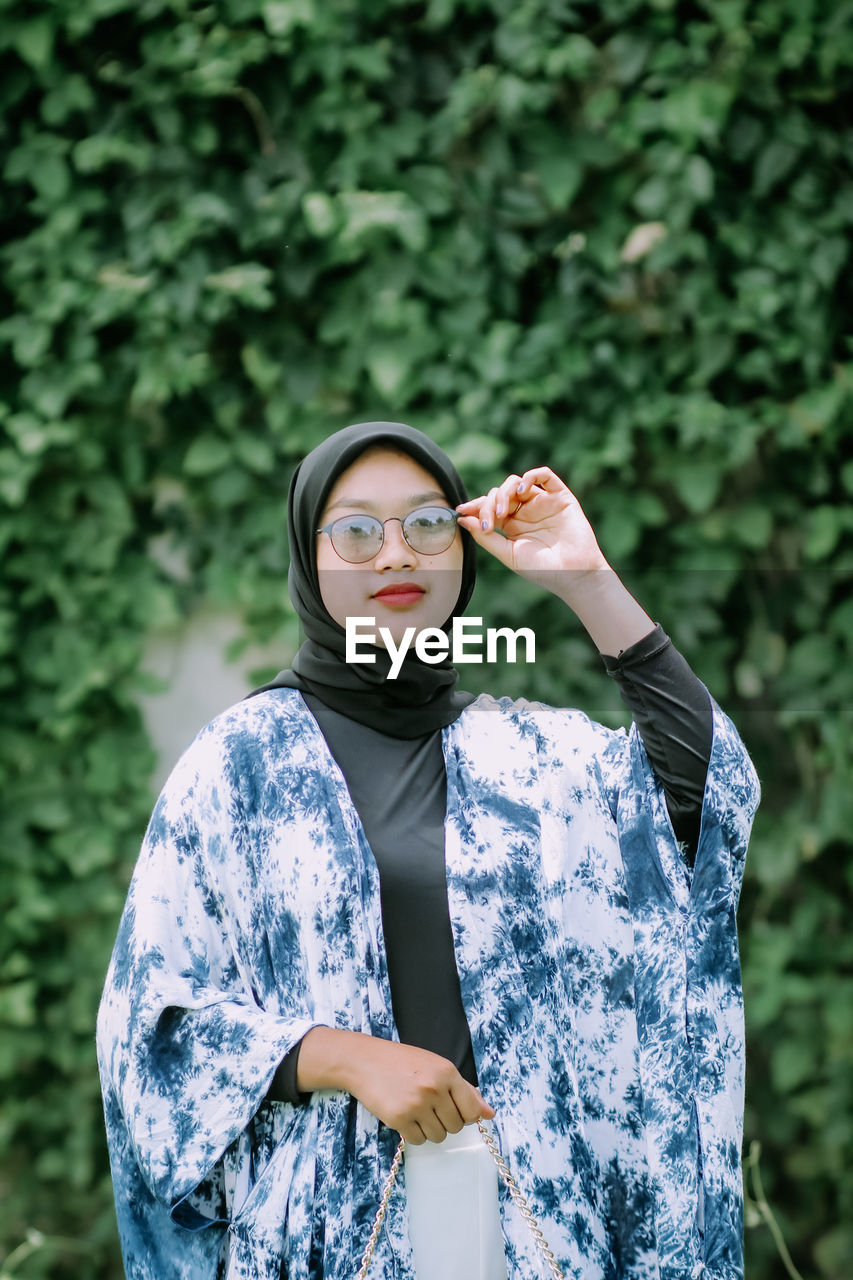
[{"x1": 356, "y1": 1120, "x2": 565, "y2": 1279}]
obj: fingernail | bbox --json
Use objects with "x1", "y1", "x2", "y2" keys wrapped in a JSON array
[
  {"x1": 481, "y1": 519, "x2": 488, "y2": 530},
  {"x1": 516, "y1": 484, "x2": 524, "y2": 494}
]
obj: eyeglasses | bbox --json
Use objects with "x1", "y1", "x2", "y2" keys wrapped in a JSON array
[{"x1": 316, "y1": 505, "x2": 459, "y2": 564}]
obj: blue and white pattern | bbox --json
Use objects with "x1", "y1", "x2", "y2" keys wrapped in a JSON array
[{"x1": 97, "y1": 688, "x2": 759, "y2": 1279}]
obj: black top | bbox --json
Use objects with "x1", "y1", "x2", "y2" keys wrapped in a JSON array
[{"x1": 269, "y1": 624, "x2": 713, "y2": 1105}]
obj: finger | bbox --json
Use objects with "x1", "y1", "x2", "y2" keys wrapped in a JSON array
[
  {"x1": 452, "y1": 1083, "x2": 494, "y2": 1126},
  {"x1": 417, "y1": 1111, "x2": 449, "y2": 1144},
  {"x1": 481, "y1": 482, "x2": 526, "y2": 532},
  {"x1": 493, "y1": 475, "x2": 523, "y2": 520},
  {"x1": 478, "y1": 1091, "x2": 496, "y2": 1119},
  {"x1": 433, "y1": 1095, "x2": 466, "y2": 1136},
  {"x1": 515, "y1": 465, "x2": 568, "y2": 497},
  {"x1": 459, "y1": 477, "x2": 523, "y2": 522},
  {"x1": 400, "y1": 1121, "x2": 427, "y2": 1146},
  {"x1": 457, "y1": 472, "x2": 524, "y2": 515},
  {"x1": 479, "y1": 486, "x2": 501, "y2": 533},
  {"x1": 453, "y1": 514, "x2": 515, "y2": 568}
]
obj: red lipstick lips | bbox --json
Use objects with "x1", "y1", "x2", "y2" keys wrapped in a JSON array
[{"x1": 372, "y1": 582, "x2": 426, "y2": 606}]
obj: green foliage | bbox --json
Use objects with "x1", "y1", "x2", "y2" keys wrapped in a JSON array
[{"x1": 1, "y1": 0, "x2": 851, "y2": 1275}]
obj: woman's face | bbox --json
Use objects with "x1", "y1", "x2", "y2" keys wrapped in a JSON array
[{"x1": 315, "y1": 446, "x2": 465, "y2": 647}]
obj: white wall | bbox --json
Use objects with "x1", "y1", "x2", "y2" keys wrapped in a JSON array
[{"x1": 138, "y1": 607, "x2": 294, "y2": 790}]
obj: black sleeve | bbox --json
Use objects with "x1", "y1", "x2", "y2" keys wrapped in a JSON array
[
  {"x1": 266, "y1": 1034, "x2": 312, "y2": 1106},
  {"x1": 600, "y1": 624, "x2": 713, "y2": 858}
]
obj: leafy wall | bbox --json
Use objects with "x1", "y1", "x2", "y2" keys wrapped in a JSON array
[{"x1": 1, "y1": 0, "x2": 851, "y2": 1276}]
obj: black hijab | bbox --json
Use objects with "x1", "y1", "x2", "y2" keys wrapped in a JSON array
[{"x1": 250, "y1": 422, "x2": 477, "y2": 738}]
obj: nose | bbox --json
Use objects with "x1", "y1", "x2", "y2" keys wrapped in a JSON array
[{"x1": 373, "y1": 517, "x2": 417, "y2": 571}]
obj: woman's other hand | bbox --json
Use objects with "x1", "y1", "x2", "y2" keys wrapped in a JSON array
[{"x1": 295, "y1": 1026, "x2": 494, "y2": 1144}]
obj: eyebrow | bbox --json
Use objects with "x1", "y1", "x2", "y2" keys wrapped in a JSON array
[{"x1": 323, "y1": 489, "x2": 448, "y2": 514}]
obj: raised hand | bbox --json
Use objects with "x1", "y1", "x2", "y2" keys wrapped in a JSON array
[
  {"x1": 455, "y1": 465, "x2": 656, "y2": 655},
  {"x1": 454, "y1": 466, "x2": 610, "y2": 591}
]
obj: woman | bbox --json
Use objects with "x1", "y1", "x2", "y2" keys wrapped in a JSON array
[{"x1": 97, "y1": 421, "x2": 759, "y2": 1280}]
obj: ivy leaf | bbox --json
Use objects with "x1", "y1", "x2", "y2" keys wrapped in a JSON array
[
  {"x1": 12, "y1": 20, "x2": 54, "y2": 70},
  {"x1": 367, "y1": 345, "x2": 413, "y2": 400},
  {"x1": 667, "y1": 461, "x2": 723, "y2": 515},
  {"x1": 754, "y1": 139, "x2": 800, "y2": 196},
  {"x1": 534, "y1": 152, "x2": 583, "y2": 210},
  {"x1": 803, "y1": 505, "x2": 840, "y2": 561},
  {"x1": 183, "y1": 435, "x2": 233, "y2": 475},
  {"x1": 338, "y1": 192, "x2": 428, "y2": 252},
  {"x1": 234, "y1": 435, "x2": 276, "y2": 474},
  {"x1": 302, "y1": 191, "x2": 339, "y2": 238},
  {"x1": 204, "y1": 264, "x2": 274, "y2": 308}
]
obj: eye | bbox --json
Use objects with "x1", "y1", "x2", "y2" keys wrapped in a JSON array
[
  {"x1": 335, "y1": 516, "x2": 378, "y2": 539},
  {"x1": 407, "y1": 507, "x2": 455, "y2": 530},
  {"x1": 402, "y1": 507, "x2": 458, "y2": 553}
]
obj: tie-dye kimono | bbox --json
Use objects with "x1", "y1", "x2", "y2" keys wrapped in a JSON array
[{"x1": 97, "y1": 687, "x2": 759, "y2": 1280}]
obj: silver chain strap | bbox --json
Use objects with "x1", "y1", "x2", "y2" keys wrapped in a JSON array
[
  {"x1": 356, "y1": 1136, "x2": 406, "y2": 1280},
  {"x1": 356, "y1": 1121, "x2": 565, "y2": 1280}
]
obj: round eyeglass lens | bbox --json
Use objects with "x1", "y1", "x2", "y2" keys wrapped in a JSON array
[
  {"x1": 402, "y1": 507, "x2": 458, "y2": 553},
  {"x1": 330, "y1": 516, "x2": 384, "y2": 563}
]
